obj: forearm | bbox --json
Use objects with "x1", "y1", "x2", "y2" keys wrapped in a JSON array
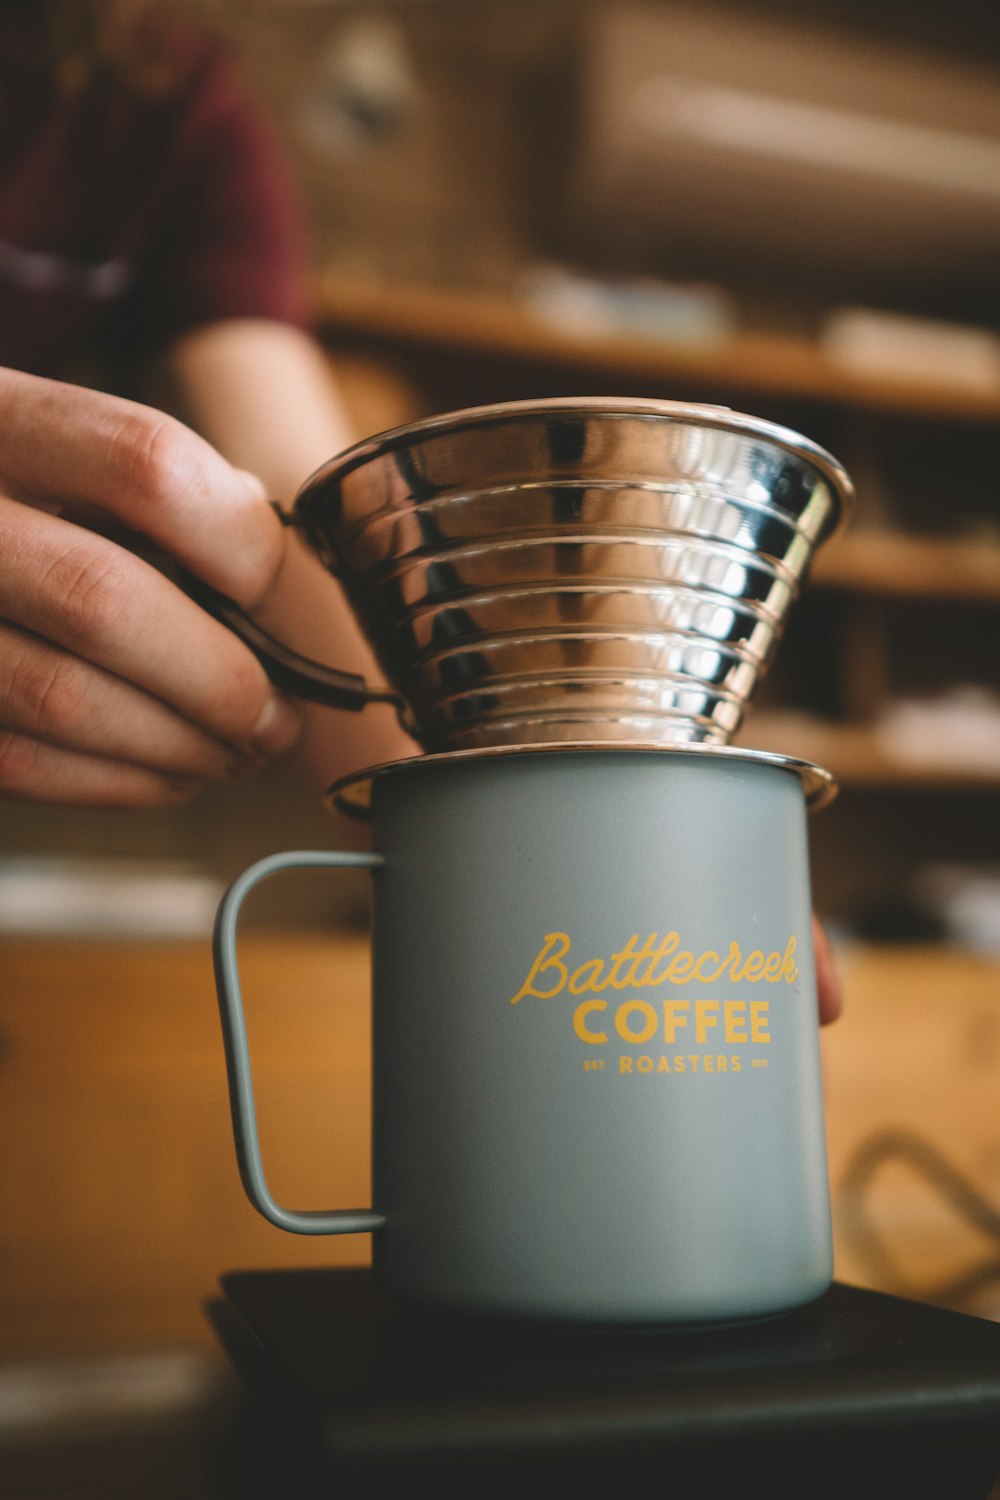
[
  {"x1": 158, "y1": 320, "x2": 353, "y2": 500},
  {"x1": 158, "y1": 320, "x2": 420, "y2": 791}
]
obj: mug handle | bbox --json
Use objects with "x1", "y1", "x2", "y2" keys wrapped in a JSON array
[{"x1": 213, "y1": 849, "x2": 387, "y2": 1235}]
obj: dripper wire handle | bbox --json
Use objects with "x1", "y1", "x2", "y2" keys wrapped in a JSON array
[
  {"x1": 184, "y1": 571, "x2": 369, "y2": 709},
  {"x1": 183, "y1": 569, "x2": 419, "y2": 738}
]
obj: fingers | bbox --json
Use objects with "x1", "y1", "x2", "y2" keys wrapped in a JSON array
[
  {"x1": 0, "y1": 368, "x2": 309, "y2": 808},
  {"x1": 0, "y1": 620, "x2": 263, "y2": 779},
  {"x1": 813, "y1": 915, "x2": 843, "y2": 1026},
  {"x1": 0, "y1": 729, "x2": 208, "y2": 807},
  {"x1": 0, "y1": 368, "x2": 282, "y2": 606},
  {"x1": 0, "y1": 496, "x2": 301, "y2": 756}
]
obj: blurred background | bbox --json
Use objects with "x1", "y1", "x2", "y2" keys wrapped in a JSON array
[{"x1": 2, "y1": 0, "x2": 1000, "y2": 1450}]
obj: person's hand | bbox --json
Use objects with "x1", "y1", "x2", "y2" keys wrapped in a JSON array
[
  {"x1": 0, "y1": 367, "x2": 301, "y2": 805},
  {"x1": 814, "y1": 915, "x2": 843, "y2": 1025}
]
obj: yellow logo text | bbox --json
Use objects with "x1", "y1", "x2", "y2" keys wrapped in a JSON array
[
  {"x1": 509, "y1": 931, "x2": 798, "y2": 1005},
  {"x1": 572, "y1": 996, "x2": 771, "y2": 1045}
]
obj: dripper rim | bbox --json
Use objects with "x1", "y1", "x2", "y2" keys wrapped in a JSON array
[{"x1": 295, "y1": 396, "x2": 854, "y2": 543}]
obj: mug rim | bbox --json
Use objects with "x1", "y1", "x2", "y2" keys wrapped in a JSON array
[{"x1": 326, "y1": 740, "x2": 838, "y2": 821}]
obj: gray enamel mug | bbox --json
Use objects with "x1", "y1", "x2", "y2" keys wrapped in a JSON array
[{"x1": 214, "y1": 744, "x2": 836, "y2": 1325}]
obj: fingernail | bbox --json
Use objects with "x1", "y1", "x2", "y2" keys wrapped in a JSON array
[{"x1": 251, "y1": 693, "x2": 301, "y2": 756}]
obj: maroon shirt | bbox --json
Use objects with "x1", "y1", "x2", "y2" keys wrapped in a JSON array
[{"x1": 0, "y1": 11, "x2": 306, "y2": 380}]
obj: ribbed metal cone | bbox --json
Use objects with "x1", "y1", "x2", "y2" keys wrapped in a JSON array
[{"x1": 295, "y1": 398, "x2": 853, "y2": 752}]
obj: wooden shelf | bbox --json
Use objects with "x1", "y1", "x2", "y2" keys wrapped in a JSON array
[
  {"x1": 738, "y1": 713, "x2": 1000, "y2": 792},
  {"x1": 317, "y1": 274, "x2": 1000, "y2": 425},
  {"x1": 812, "y1": 531, "x2": 1000, "y2": 603}
]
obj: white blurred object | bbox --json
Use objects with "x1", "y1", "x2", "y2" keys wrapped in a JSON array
[
  {"x1": 0, "y1": 1350, "x2": 224, "y2": 1441},
  {"x1": 0, "y1": 858, "x2": 223, "y2": 938},
  {"x1": 516, "y1": 263, "x2": 735, "y2": 345},
  {"x1": 632, "y1": 77, "x2": 1000, "y2": 201},
  {"x1": 821, "y1": 307, "x2": 1000, "y2": 390},
  {"x1": 298, "y1": 16, "x2": 420, "y2": 158},
  {"x1": 874, "y1": 687, "x2": 1000, "y2": 775},
  {"x1": 914, "y1": 865, "x2": 1000, "y2": 956}
]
